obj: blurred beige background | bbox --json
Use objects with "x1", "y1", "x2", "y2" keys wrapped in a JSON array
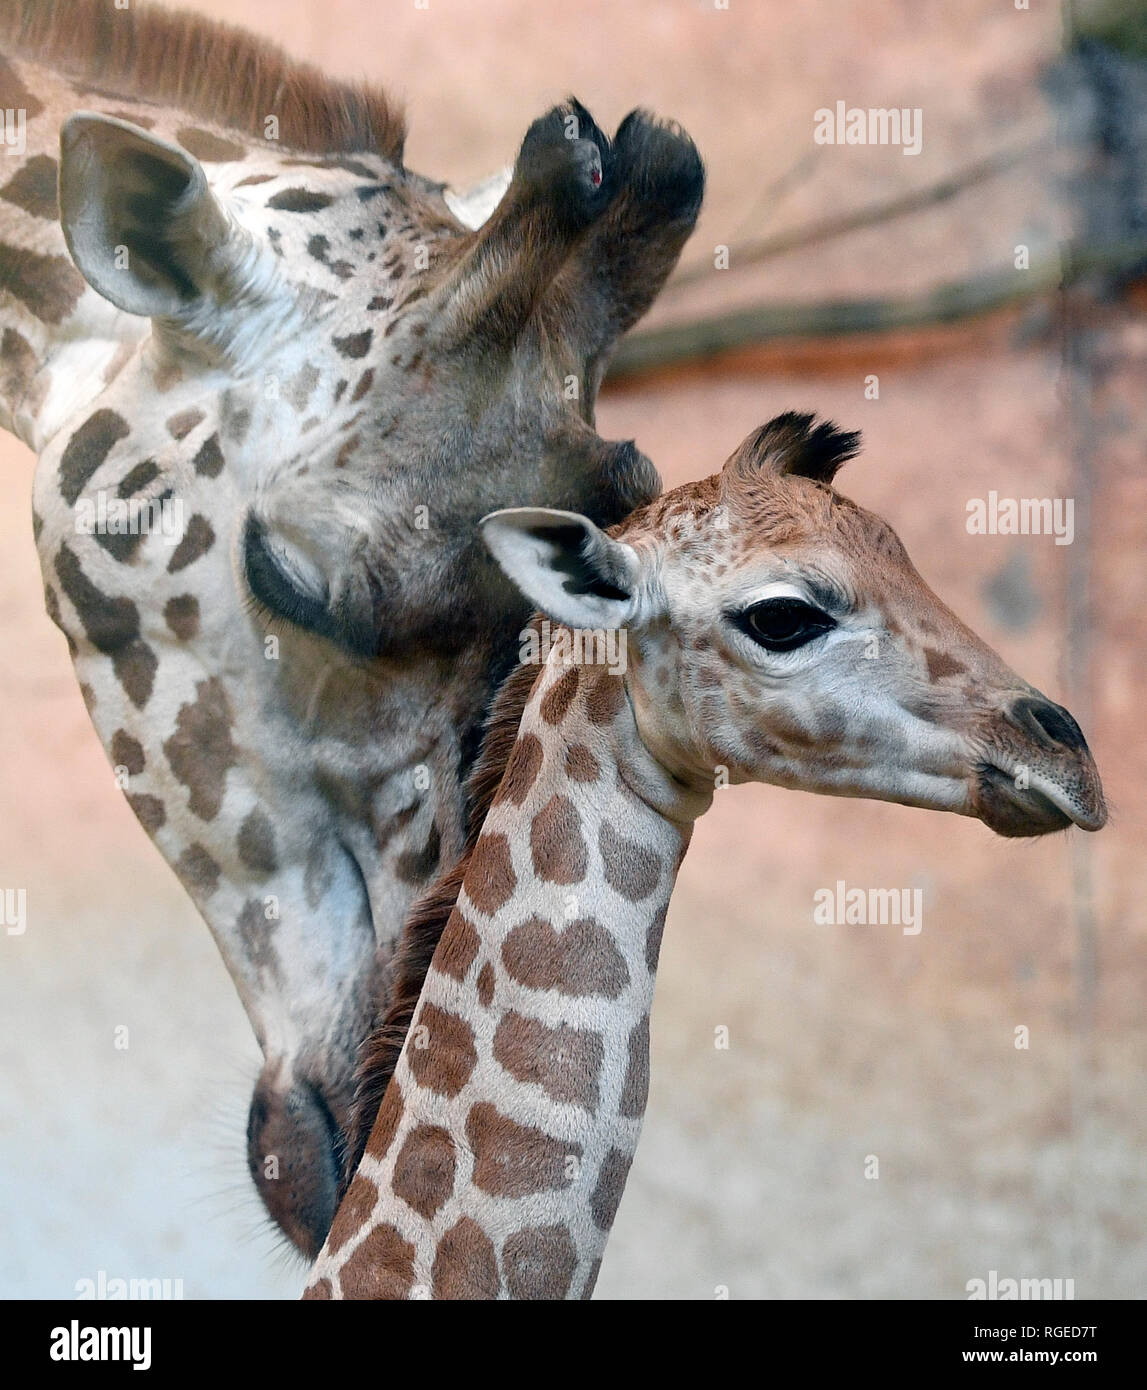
[{"x1": 1, "y1": 0, "x2": 1144, "y2": 1298}]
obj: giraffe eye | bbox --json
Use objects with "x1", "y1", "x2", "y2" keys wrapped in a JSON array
[{"x1": 736, "y1": 597, "x2": 835, "y2": 653}]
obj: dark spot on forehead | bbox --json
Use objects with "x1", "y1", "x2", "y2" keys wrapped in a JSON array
[
  {"x1": 164, "y1": 593, "x2": 199, "y2": 640},
  {"x1": 266, "y1": 188, "x2": 334, "y2": 212},
  {"x1": 234, "y1": 172, "x2": 275, "y2": 188},
  {"x1": 175, "y1": 127, "x2": 248, "y2": 163},
  {"x1": 350, "y1": 368, "x2": 374, "y2": 403},
  {"x1": 925, "y1": 647, "x2": 967, "y2": 681},
  {"x1": 58, "y1": 410, "x2": 131, "y2": 506},
  {"x1": 0, "y1": 244, "x2": 85, "y2": 324},
  {"x1": 367, "y1": 294, "x2": 393, "y2": 311},
  {"x1": 0, "y1": 154, "x2": 59, "y2": 219},
  {"x1": 167, "y1": 515, "x2": 215, "y2": 572},
  {"x1": 192, "y1": 433, "x2": 225, "y2": 478}
]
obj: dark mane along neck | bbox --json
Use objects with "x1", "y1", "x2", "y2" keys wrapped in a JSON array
[
  {"x1": 0, "y1": 0, "x2": 405, "y2": 160},
  {"x1": 341, "y1": 640, "x2": 543, "y2": 1189}
]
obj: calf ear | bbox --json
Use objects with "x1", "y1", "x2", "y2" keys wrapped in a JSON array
[
  {"x1": 59, "y1": 113, "x2": 239, "y2": 318},
  {"x1": 481, "y1": 507, "x2": 641, "y2": 630}
]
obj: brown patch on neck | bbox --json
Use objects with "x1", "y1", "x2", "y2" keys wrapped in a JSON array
[
  {"x1": 341, "y1": 630, "x2": 544, "y2": 1190},
  {"x1": 0, "y1": 0, "x2": 405, "y2": 161}
]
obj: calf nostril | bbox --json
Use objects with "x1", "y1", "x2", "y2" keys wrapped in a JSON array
[{"x1": 1013, "y1": 696, "x2": 1087, "y2": 753}]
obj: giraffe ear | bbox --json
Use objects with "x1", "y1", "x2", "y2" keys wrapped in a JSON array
[
  {"x1": 481, "y1": 508, "x2": 641, "y2": 629},
  {"x1": 59, "y1": 112, "x2": 241, "y2": 319}
]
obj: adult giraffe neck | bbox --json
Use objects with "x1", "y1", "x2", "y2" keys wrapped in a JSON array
[{"x1": 306, "y1": 647, "x2": 702, "y2": 1299}]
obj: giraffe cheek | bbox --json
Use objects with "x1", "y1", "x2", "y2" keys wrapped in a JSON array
[{"x1": 246, "y1": 1074, "x2": 343, "y2": 1260}]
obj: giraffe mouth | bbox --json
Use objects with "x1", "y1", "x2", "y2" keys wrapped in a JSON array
[{"x1": 975, "y1": 763, "x2": 1098, "y2": 837}]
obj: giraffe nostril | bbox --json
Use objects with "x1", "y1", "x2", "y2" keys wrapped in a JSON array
[{"x1": 1012, "y1": 696, "x2": 1088, "y2": 754}]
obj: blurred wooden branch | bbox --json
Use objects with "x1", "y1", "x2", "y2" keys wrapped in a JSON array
[
  {"x1": 666, "y1": 141, "x2": 1043, "y2": 292},
  {"x1": 606, "y1": 240, "x2": 1147, "y2": 380}
]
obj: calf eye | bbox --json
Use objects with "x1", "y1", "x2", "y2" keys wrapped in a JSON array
[{"x1": 735, "y1": 597, "x2": 835, "y2": 653}]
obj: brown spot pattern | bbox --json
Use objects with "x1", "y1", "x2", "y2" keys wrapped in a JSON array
[
  {"x1": 166, "y1": 408, "x2": 205, "y2": 440},
  {"x1": 408, "y1": 1003, "x2": 477, "y2": 1098},
  {"x1": 645, "y1": 904, "x2": 668, "y2": 973},
  {"x1": 467, "y1": 1102, "x2": 577, "y2": 1198},
  {"x1": 494, "y1": 733, "x2": 543, "y2": 808},
  {"x1": 432, "y1": 1218, "x2": 500, "y2": 1299},
  {"x1": 175, "y1": 843, "x2": 220, "y2": 897},
  {"x1": 476, "y1": 961, "x2": 496, "y2": 1008},
  {"x1": 266, "y1": 187, "x2": 334, "y2": 212},
  {"x1": 530, "y1": 795, "x2": 587, "y2": 884},
  {"x1": 126, "y1": 792, "x2": 165, "y2": 834},
  {"x1": 0, "y1": 244, "x2": 85, "y2": 325},
  {"x1": 333, "y1": 329, "x2": 373, "y2": 358},
  {"x1": 175, "y1": 126, "x2": 248, "y2": 162},
  {"x1": 167, "y1": 515, "x2": 215, "y2": 572},
  {"x1": 366, "y1": 1081, "x2": 404, "y2": 1162},
  {"x1": 465, "y1": 832, "x2": 516, "y2": 914},
  {"x1": 590, "y1": 1146, "x2": 633, "y2": 1231},
  {"x1": 503, "y1": 1225, "x2": 578, "y2": 1300},
  {"x1": 392, "y1": 1124, "x2": 456, "y2": 1219},
  {"x1": 925, "y1": 647, "x2": 967, "y2": 681},
  {"x1": 192, "y1": 433, "x2": 224, "y2": 478},
  {"x1": 599, "y1": 821, "x2": 661, "y2": 901},
  {"x1": 501, "y1": 916, "x2": 629, "y2": 998},
  {"x1": 111, "y1": 729, "x2": 145, "y2": 776},
  {"x1": 338, "y1": 1223, "x2": 416, "y2": 1300},
  {"x1": 565, "y1": 743, "x2": 599, "y2": 782},
  {"x1": 435, "y1": 909, "x2": 480, "y2": 982},
  {"x1": 585, "y1": 669, "x2": 626, "y2": 725},
  {"x1": 619, "y1": 1015, "x2": 650, "y2": 1118},
  {"x1": 540, "y1": 666, "x2": 580, "y2": 726},
  {"x1": 164, "y1": 594, "x2": 199, "y2": 640},
  {"x1": 326, "y1": 1173, "x2": 378, "y2": 1253},
  {"x1": 0, "y1": 155, "x2": 59, "y2": 219},
  {"x1": 58, "y1": 410, "x2": 131, "y2": 506},
  {"x1": 162, "y1": 677, "x2": 238, "y2": 820},
  {"x1": 237, "y1": 806, "x2": 278, "y2": 875},
  {"x1": 493, "y1": 1012, "x2": 603, "y2": 1109}
]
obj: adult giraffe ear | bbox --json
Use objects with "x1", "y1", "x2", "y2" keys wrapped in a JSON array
[
  {"x1": 59, "y1": 112, "x2": 244, "y2": 319},
  {"x1": 481, "y1": 508, "x2": 641, "y2": 630}
]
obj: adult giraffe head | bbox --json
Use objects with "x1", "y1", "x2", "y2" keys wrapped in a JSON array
[
  {"x1": 1, "y1": 2, "x2": 701, "y2": 1258},
  {"x1": 485, "y1": 413, "x2": 1106, "y2": 836}
]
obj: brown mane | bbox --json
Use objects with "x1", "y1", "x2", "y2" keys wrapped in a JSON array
[
  {"x1": 340, "y1": 634, "x2": 543, "y2": 1188},
  {"x1": 0, "y1": 0, "x2": 406, "y2": 161}
]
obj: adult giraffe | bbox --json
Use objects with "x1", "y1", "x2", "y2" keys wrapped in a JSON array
[
  {"x1": 0, "y1": 0, "x2": 702, "y2": 1255},
  {"x1": 308, "y1": 414, "x2": 1106, "y2": 1299}
]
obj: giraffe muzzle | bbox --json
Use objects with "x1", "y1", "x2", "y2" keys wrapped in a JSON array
[{"x1": 973, "y1": 695, "x2": 1107, "y2": 837}]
